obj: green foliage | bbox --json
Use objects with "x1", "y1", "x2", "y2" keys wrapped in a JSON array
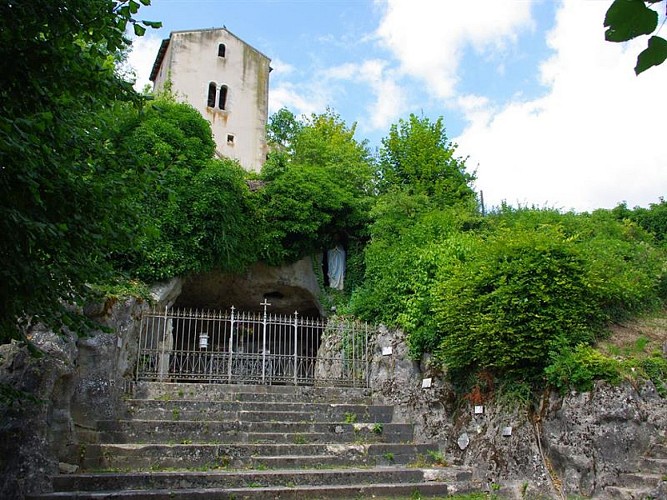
[
  {"x1": 495, "y1": 379, "x2": 536, "y2": 410},
  {"x1": 604, "y1": 0, "x2": 667, "y2": 74},
  {"x1": 377, "y1": 114, "x2": 476, "y2": 208},
  {"x1": 103, "y1": 99, "x2": 258, "y2": 281},
  {"x1": 604, "y1": 0, "x2": 658, "y2": 42},
  {"x1": 259, "y1": 164, "x2": 362, "y2": 263},
  {"x1": 89, "y1": 278, "x2": 151, "y2": 302},
  {"x1": 350, "y1": 114, "x2": 479, "y2": 352},
  {"x1": 0, "y1": 0, "x2": 159, "y2": 343},
  {"x1": 350, "y1": 205, "x2": 479, "y2": 357},
  {"x1": 545, "y1": 344, "x2": 623, "y2": 393},
  {"x1": 637, "y1": 354, "x2": 667, "y2": 396},
  {"x1": 433, "y1": 208, "x2": 665, "y2": 382},
  {"x1": 434, "y1": 224, "x2": 600, "y2": 380},
  {"x1": 259, "y1": 109, "x2": 374, "y2": 267},
  {"x1": 135, "y1": 159, "x2": 256, "y2": 279},
  {"x1": 356, "y1": 196, "x2": 665, "y2": 389},
  {"x1": 266, "y1": 107, "x2": 303, "y2": 155},
  {"x1": 611, "y1": 198, "x2": 667, "y2": 246}
]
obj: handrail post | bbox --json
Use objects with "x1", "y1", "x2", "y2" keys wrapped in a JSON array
[
  {"x1": 228, "y1": 306, "x2": 235, "y2": 383},
  {"x1": 293, "y1": 311, "x2": 299, "y2": 385},
  {"x1": 260, "y1": 299, "x2": 271, "y2": 384},
  {"x1": 158, "y1": 306, "x2": 169, "y2": 380}
]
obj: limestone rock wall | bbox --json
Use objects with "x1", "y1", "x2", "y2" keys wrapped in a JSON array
[
  {"x1": 0, "y1": 278, "x2": 181, "y2": 499},
  {"x1": 542, "y1": 381, "x2": 667, "y2": 497},
  {"x1": 368, "y1": 326, "x2": 667, "y2": 498},
  {"x1": 0, "y1": 327, "x2": 77, "y2": 499}
]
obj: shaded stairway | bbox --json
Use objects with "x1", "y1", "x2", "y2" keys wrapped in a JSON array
[
  {"x1": 31, "y1": 382, "x2": 480, "y2": 499},
  {"x1": 603, "y1": 439, "x2": 667, "y2": 499}
]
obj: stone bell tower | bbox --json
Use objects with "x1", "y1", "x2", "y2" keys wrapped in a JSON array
[{"x1": 150, "y1": 27, "x2": 271, "y2": 172}]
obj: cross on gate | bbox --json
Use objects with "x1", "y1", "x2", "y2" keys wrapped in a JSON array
[{"x1": 260, "y1": 299, "x2": 271, "y2": 316}]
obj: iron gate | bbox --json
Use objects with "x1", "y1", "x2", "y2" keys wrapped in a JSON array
[{"x1": 136, "y1": 302, "x2": 373, "y2": 387}]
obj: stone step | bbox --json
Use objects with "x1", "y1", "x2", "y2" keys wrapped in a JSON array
[
  {"x1": 75, "y1": 443, "x2": 440, "y2": 471},
  {"x1": 615, "y1": 471, "x2": 665, "y2": 489},
  {"x1": 133, "y1": 382, "x2": 372, "y2": 404},
  {"x1": 649, "y1": 443, "x2": 667, "y2": 458},
  {"x1": 28, "y1": 481, "x2": 463, "y2": 499},
  {"x1": 124, "y1": 400, "x2": 393, "y2": 423},
  {"x1": 97, "y1": 420, "x2": 413, "y2": 444},
  {"x1": 638, "y1": 457, "x2": 667, "y2": 473},
  {"x1": 49, "y1": 466, "x2": 473, "y2": 492},
  {"x1": 603, "y1": 485, "x2": 662, "y2": 499}
]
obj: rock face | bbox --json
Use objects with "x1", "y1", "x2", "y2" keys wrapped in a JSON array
[
  {"x1": 0, "y1": 327, "x2": 77, "y2": 499},
  {"x1": 367, "y1": 326, "x2": 667, "y2": 498},
  {"x1": 0, "y1": 279, "x2": 181, "y2": 499},
  {"x1": 542, "y1": 381, "x2": 667, "y2": 497},
  {"x1": 174, "y1": 257, "x2": 324, "y2": 317}
]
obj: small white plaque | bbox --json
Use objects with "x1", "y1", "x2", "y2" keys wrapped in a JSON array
[
  {"x1": 382, "y1": 346, "x2": 393, "y2": 356},
  {"x1": 502, "y1": 426, "x2": 512, "y2": 437},
  {"x1": 474, "y1": 405, "x2": 484, "y2": 415},
  {"x1": 421, "y1": 378, "x2": 432, "y2": 389}
]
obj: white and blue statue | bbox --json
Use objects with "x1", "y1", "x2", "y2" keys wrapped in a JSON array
[{"x1": 327, "y1": 244, "x2": 346, "y2": 290}]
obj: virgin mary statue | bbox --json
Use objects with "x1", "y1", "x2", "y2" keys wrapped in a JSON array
[{"x1": 327, "y1": 244, "x2": 345, "y2": 290}]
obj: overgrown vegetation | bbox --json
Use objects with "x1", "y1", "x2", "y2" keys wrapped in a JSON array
[
  {"x1": 0, "y1": 0, "x2": 161, "y2": 344},
  {"x1": 1, "y1": 1, "x2": 665, "y2": 401}
]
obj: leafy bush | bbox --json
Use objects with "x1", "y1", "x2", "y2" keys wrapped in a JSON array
[
  {"x1": 545, "y1": 344, "x2": 622, "y2": 393},
  {"x1": 637, "y1": 354, "x2": 667, "y2": 396},
  {"x1": 612, "y1": 198, "x2": 667, "y2": 246},
  {"x1": 433, "y1": 224, "x2": 603, "y2": 380},
  {"x1": 130, "y1": 158, "x2": 258, "y2": 280},
  {"x1": 349, "y1": 205, "x2": 479, "y2": 355}
]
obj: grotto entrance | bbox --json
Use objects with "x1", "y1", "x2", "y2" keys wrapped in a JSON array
[{"x1": 135, "y1": 261, "x2": 372, "y2": 387}]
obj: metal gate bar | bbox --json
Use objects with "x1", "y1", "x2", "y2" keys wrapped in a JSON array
[{"x1": 136, "y1": 303, "x2": 372, "y2": 387}]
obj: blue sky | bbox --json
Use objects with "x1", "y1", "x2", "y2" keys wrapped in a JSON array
[{"x1": 128, "y1": 0, "x2": 666, "y2": 212}]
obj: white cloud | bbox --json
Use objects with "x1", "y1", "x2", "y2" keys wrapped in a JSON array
[
  {"x1": 455, "y1": 0, "x2": 667, "y2": 212},
  {"x1": 126, "y1": 35, "x2": 164, "y2": 92},
  {"x1": 268, "y1": 58, "x2": 407, "y2": 132},
  {"x1": 269, "y1": 81, "x2": 329, "y2": 117},
  {"x1": 324, "y1": 60, "x2": 407, "y2": 131},
  {"x1": 375, "y1": 0, "x2": 535, "y2": 99},
  {"x1": 269, "y1": 58, "x2": 295, "y2": 77}
]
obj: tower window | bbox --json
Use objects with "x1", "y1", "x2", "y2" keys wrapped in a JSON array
[
  {"x1": 218, "y1": 85, "x2": 228, "y2": 110},
  {"x1": 218, "y1": 43, "x2": 226, "y2": 58},
  {"x1": 207, "y1": 82, "x2": 216, "y2": 107},
  {"x1": 227, "y1": 134, "x2": 235, "y2": 144}
]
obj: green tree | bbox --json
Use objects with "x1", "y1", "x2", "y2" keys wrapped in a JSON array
[
  {"x1": 259, "y1": 109, "x2": 374, "y2": 265},
  {"x1": 113, "y1": 99, "x2": 257, "y2": 280},
  {"x1": 377, "y1": 114, "x2": 476, "y2": 208},
  {"x1": 611, "y1": 198, "x2": 667, "y2": 246},
  {"x1": 604, "y1": 0, "x2": 667, "y2": 74},
  {"x1": 262, "y1": 108, "x2": 304, "y2": 181},
  {"x1": 0, "y1": 0, "x2": 160, "y2": 343}
]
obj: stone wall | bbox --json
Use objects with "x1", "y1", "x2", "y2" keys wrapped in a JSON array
[
  {"x1": 542, "y1": 381, "x2": 667, "y2": 496},
  {"x1": 0, "y1": 279, "x2": 181, "y2": 499},
  {"x1": 368, "y1": 325, "x2": 667, "y2": 498}
]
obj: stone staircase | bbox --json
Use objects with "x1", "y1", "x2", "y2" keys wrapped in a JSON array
[
  {"x1": 603, "y1": 440, "x2": 667, "y2": 499},
  {"x1": 30, "y1": 382, "x2": 480, "y2": 499}
]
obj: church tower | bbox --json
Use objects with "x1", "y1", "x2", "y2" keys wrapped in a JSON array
[{"x1": 150, "y1": 28, "x2": 271, "y2": 172}]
